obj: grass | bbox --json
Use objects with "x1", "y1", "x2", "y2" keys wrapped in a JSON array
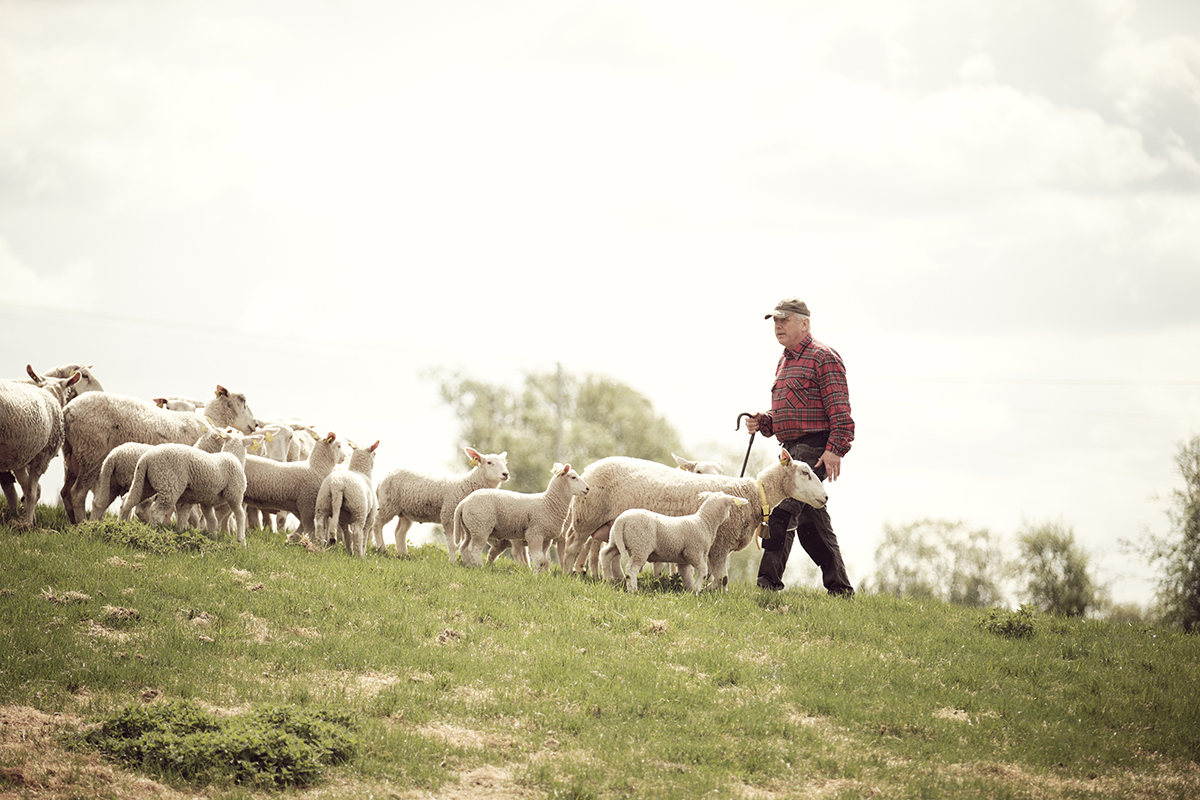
[{"x1": 0, "y1": 501, "x2": 1198, "y2": 799}]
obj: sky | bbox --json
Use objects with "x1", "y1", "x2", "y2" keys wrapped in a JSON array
[{"x1": 3, "y1": 0, "x2": 1199, "y2": 608}]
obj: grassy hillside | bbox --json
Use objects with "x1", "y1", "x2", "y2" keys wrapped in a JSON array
[{"x1": 1, "y1": 504, "x2": 1198, "y2": 800}]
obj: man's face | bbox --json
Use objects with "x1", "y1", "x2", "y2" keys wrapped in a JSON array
[{"x1": 773, "y1": 313, "x2": 808, "y2": 350}]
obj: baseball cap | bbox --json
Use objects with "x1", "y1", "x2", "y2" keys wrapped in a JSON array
[{"x1": 764, "y1": 298, "x2": 811, "y2": 319}]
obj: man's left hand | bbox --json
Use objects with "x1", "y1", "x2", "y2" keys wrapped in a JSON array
[{"x1": 818, "y1": 451, "x2": 842, "y2": 482}]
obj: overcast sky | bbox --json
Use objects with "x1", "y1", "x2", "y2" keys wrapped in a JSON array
[{"x1": 3, "y1": 0, "x2": 1199, "y2": 606}]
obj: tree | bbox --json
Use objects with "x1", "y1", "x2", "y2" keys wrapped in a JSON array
[
  {"x1": 432, "y1": 366, "x2": 685, "y2": 494},
  {"x1": 866, "y1": 518, "x2": 1008, "y2": 607},
  {"x1": 1145, "y1": 435, "x2": 1200, "y2": 632},
  {"x1": 1015, "y1": 520, "x2": 1095, "y2": 617}
]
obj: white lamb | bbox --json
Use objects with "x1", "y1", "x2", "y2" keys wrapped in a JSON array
[
  {"x1": 244, "y1": 423, "x2": 295, "y2": 531},
  {"x1": 561, "y1": 449, "x2": 828, "y2": 590},
  {"x1": 314, "y1": 439, "x2": 380, "y2": 557},
  {"x1": 153, "y1": 396, "x2": 206, "y2": 412},
  {"x1": 602, "y1": 491, "x2": 749, "y2": 593},
  {"x1": 238, "y1": 430, "x2": 342, "y2": 541},
  {"x1": 453, "y1": 463, "x2": 589, "y2": 571},
  {"x1": 0, "y1": 369, "x2": 82, "y2": 526},
  {"x1": 372, "y1": 447, "x2": 510, "y2": 559},
  {"x1": 60, "y1": 384, "x2": 257, "y2": 524},
  {"x1": 572, "y1": 453, "x2": 728, "y2": 578},
  {"x1": 91, "y1": 442, "x2": 155, "y2": 522},
  {"x1": 119, "y1": 429, "x2": 260, "y2": 544}
]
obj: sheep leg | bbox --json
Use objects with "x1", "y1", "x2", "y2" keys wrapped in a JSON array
[
  {"x1": 527, "y1": 535, "x2": 547, "y2": 573},
  {"x1": 1, "y1": 471, "x2": 18, "y2": 519},
  {"x1": 227, "y1": 502, "x2": 247, "y2": 545},
  {"x1": 599, "y1": 541, "x2": 623, "y2": 584},
  {"x1": 705, "y1": 548, "x2": 732, "y2": 592},
  {"x1": 625, "y1": 555, "x2": 646, "y2": 593},
  {"x1": 392, "y1": 517, "x2": 413, "y2": 558}
]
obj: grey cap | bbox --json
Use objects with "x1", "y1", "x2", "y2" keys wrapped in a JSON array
[{"x1": 765, "y1": 297, "x2": 810, "y2": 319}]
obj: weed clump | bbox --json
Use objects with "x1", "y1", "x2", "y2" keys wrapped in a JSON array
[
  {"x1": 979, "y1": 604, "x2": 1037, "y2": 639},
  {"x1": 78, "y1": 517, "x2": 226, "y2": 555},
  {"x1": 80, "y1": 700, "x2": 358, "y2": 788}
]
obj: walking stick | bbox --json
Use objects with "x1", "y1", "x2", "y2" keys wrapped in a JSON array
[{"x1": 735, "y1": 412, "x2": 756, "y2": 478}]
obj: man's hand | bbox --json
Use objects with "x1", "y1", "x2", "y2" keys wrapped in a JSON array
[
  {"x1": 818, "y1": 450, "x2": 842, "y2": 482},
  {"x1": 744, "y1": 414, "x2": 761, "y2": 435}
]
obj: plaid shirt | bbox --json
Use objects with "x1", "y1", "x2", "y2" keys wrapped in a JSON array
[{"x1": 758, "y1": 333, "x2": 854, "y2": 457}]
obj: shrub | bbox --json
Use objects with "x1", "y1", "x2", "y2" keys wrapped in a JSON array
[
  {"x1": 81, "y1": 700, "x2": 359, "y2": 788},
  {"x1": 979, "y1": 604, "x2": 1037, "y2": 639}
]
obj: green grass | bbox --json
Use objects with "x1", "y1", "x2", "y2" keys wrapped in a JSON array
[{"x1": 1, "y1": 502, "x2": 1198, "y2": 799}]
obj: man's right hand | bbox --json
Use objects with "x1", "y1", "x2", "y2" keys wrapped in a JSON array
[{"x1": 744, "y1": 413, "x2": 762, "y2": 435}]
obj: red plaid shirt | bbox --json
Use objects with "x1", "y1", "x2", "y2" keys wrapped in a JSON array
[{"x1": 758, "y1": 333, "x2": 854, "y2": 457}]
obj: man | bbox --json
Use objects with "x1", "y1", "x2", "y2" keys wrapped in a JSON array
[{"x1": 744, "y1": 298, "x2": 855, "y2": 595}]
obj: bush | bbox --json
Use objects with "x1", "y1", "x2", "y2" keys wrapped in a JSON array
[
  {"x1": 78, "y1": 517, "x2": 226, "y2": 555},
  {"x1": 81, "y1": 700, "x2": 359, "y2": 788},
  {"x1": 979, "y1": 604, "x2": 1037, "y2": 639}
]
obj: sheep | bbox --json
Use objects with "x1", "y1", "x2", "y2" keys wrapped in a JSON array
[
  {"x1": 234, "y1": 430, "x2": 341, "y2": 541},
  {"x1": 59, "y1": 384, "x2": 257, "y2": 524},
  {"x1": 372, "y1": 447, "x2": 510, "y2": 559},
  {"x1": 602, "y1": 491, "x2": 750, "y2": 593},
  {"x1": 571, "y1": 453, "x2": 728, "y2": 578},
  {"x1": 119, "y1": 429, "x2": 260, "y2": 544},
  {"x1": 153, "y1": 396, "x2": 206, "y2": 412},
  {"x1": 2, "y1": 364, "x2": 103, "y2": 513},
  {"x1": 453, "y1": 463, "x2": 589, "y2": 571},
  {"x1": 244, "y1": 423, "x2": 295, "y2": 531},
  {"x1": 90, "y1": 442, "x2": 155, "y2": 522},
  {"x1": 0, "y1": 369, "x2": 82, "y2": 526},
  {"x1": 561, "y1": 449, "x2": 828, "y2": 590},
  {"x1": 314, "y1": 439, "x2": 380, "y2": 557}
]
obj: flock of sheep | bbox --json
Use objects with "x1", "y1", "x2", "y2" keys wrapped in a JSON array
[{"x1": 1, "y1": 363, "x2": 830, "y2": 591}]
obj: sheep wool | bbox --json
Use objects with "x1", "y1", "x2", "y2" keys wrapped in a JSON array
[
  {"x1": 244, "y1": 430, "x2": 341, "y2": 540},
  {"x1": 372, "y1": 447, "x2": 510, "y2": 559}
]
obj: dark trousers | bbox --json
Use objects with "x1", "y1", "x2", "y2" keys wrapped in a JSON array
[{"x1": 756, "y1": 433, "x2": 854, "y2": 596}]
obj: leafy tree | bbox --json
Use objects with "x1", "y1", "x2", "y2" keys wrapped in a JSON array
[
  {"x1": 432, "y1": 367, "x2": 685, "y2": 494},
  {"x1": 866, "y1": 518, "x2": 1008, "y2": 606},
  {"x1": 1144, "y1": 435, "x2": 1200, "y2": 632},
  {"x1": 1015, "y1": 520, "x2": 1095, "y2": 617}
]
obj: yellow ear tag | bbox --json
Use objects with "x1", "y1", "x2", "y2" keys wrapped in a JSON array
[
  {"x1": 263, "y1": 431, "x2": 275, "y2": 443},
  {"x1": 469, "y1": 458, "x2": 480, "y2": 467}
]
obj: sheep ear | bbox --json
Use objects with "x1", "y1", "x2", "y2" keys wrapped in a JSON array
[
  {"x1": 465, "y1": 447, "x2": 481, "y2": 465},
  {"x1": 779, "y1": 449, "x2": 792, "y2": 464},
  {"x1": 733, "y1": 497, "x2": 749, "y2": 507},
  {"x1": 67, "y1": 371, "x2": 82, "y2": 386},
  {"x1": 347, "y1": 439, "x2": 359, "y2": 450},
  {"x1": 215, "y1": 385, "x2": 228, "y2": 397},
  {"x1": 153, "y1": 398, "x2": 167, "y2": 408},
  {"x1": 369, "y1": 440, "x2": 380, "y2": 452},
  {"x1": 25, "y1": 364, "x2": 39, "y2": 381},
  {"x1": 262, "y1": 430, "x2": 275, "y2": 443}
]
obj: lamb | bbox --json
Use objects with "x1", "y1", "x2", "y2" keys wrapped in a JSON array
[
  {"x1": 244, "y1": 423, "x2": 295, "y2": 531},
  {"x1": 90, "y1": 442, "x2": 155, "y2": 522},
  {"x1": 571, "y1": 453, "x2": 728, "y2": 578},
  {"x1": 0, "y1": 369, "x2": 82, "y2": 526},
  {"x1": 561, "y1": 449, "x2": 828, "y2": 590},
  {"x1": 153, "y1": 396, "x2": 206, "y2": 412},
  {"x1": 314, "y1": 439, "x2": 380, "y2": 557},
  {"x1": 236, "y1": 430, "x2": 341, "y2": 541},
  {"x1": 453, "y1": 463, "x2": 590, "y2": 571},
  {"x1": 119, "y1": 429, "x2": 260, "y2": 544},
  {"x1": 59, "y1": 384, "x2": 257, "y2": 524},
  {"x1": 372, "y1": 447, "x2": 510, "y2": 559},
  {"x1": 602, "y1": 491, "x2": 750, "y2": 593}
]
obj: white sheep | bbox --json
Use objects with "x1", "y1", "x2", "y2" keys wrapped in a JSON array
[
  {"x1": 372, "y1": 447, "x2": 510, "y2": 559},
  {"x1": 3, "y1": 364, "x2": 102, "y2": 515},
  {"x1": 561, "y1": 449, "x2": 828, "y2": 590},
  {"x1": 238, "y1": 430, "x2": 341, "y2": 541},
  {"x1": 0, "y1": 369, "x2": 82, "y2": 526},
  {"x1": 453, "y1": 463, "x2": 589, "y2": 571},
  {"x1": 572, "y1": 453, "x2": 728, "y2": 578},
  {"x1": 314, "y1": 439, "x2": 380, "y2": 557},
  {"x1": 602, "y1": 491, "x2": 749, "y2": 593},
  {"x1": 244, "y1": 423, "x2": 295, "y2": 532},
  {"x1": 60, "y1": 384, "x2": 257, "y2": 524},
  {"x1": 90, "y1": 442, "x2": 155, "y2": 522},
  {"x1": 153, "y1": 396, "x2": 206, "y2": 412},
  {"x1": 119, "y1": 429, "x2": 259, "y2": 544}
]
